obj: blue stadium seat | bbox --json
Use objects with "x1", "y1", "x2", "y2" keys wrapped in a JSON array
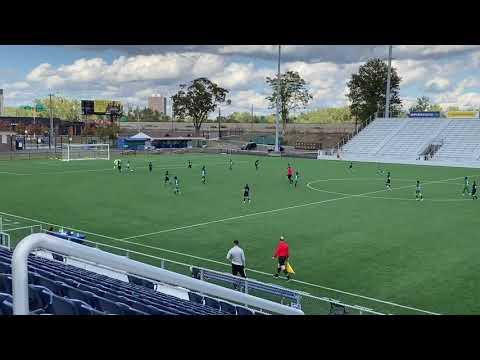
[
  {"x1": 0, "y1": 297, "x2": 13, "y2": 315},
  {"x1": 46, "y1": 294, "x2": 77, "y2": 315},
  {"x1": 0, "y1": 274, "x2": 12, "y2": 294},
  {"x1": 0, "y1": 262, "x2": 10, "y2": 274},
  {"x1": 115, "y1": 302, "x2": 148, "y2": 315},
  {"x1": 80, "y1": 304, "x2": 105, "y2": 315},
  {"x1": 235, "y1": 306, "x2": 254, "y2": 315},
  {"x1": 29, "y1": 285, "x2": 52, "y2": 311},
  {"x1": 204, "y1": 297, "x2": 220, "y2": 310},
  {"x1": 219, "y1": 301, "x2": 236, "y2": 315},
  {"x1": 188, "y1": 291, "x2": 204, "y2": 305},
  {"x1": 69, "y1": 299, "x2": 96, "y2": 315},
  {"x1": 0, "y1": 247, "x2": 259, "y2": 316}
]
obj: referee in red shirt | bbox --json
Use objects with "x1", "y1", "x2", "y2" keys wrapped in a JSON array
[{"x1": 272, "y1": 236, "x2": 290, "y2": 280}]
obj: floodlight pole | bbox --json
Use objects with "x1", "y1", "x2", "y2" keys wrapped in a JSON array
[
  {"x1": 385, "y1": 45, "x2": 393, "y2": 119},
  {"x1": 49, "y1": 94, "x2": 54, "y2": 150},
  {"x1": 274, "y1": 45, "x2": 281, "y2": 153}
]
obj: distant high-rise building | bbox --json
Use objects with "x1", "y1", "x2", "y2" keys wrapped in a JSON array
[
  {"x1": 0, "y1": 89, "x2": 4, "y2": 116},
  {"x1": 148, "y1": 95, "x2": 167, "y2": 115}
]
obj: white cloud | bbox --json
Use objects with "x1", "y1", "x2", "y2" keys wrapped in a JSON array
[
  {"x1": 26, "y1": 52, "x2": 226, "y2": 87},
  {"x1": 393, "y1": 59, "x2": 429, "y2": 86},
  {"x1": 425, "y1": 77, "x2": 450, "y2": 92},
  {"x1": 230, "y1": 90, "x2": 269, "y2": 110}
]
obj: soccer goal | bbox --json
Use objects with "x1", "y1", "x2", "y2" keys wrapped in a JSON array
[{"x1": 62, "y1": 144, "x2": 110, "y2": 161}]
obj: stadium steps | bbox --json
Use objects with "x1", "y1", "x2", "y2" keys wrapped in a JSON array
[{"x1": 0, "y1": 247, "x2": 258, "y2": 315}]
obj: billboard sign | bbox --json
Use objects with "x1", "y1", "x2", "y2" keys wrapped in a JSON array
[
  {"x1": 82, "y1": 100, "x2": 122, "y2": 115},
  {"x1": 447, "y1": 111, "x2": 477, "y2": 118},
  {"x1": 408, "y1": 111, "x2": 441, "y2": 118},
  {"x1": 81, "y1": 100, "x2": 94, "y2": 115}
]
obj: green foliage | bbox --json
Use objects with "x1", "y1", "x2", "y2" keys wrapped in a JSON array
[
  {"x1": 172, "y1": 77, "x2": 230, "y2": 134},
  {"x1": 296, "y1": 107, "x2": 353, "y2": 123},
  {"x1": 5, "y1": 96, "x2": 81, "y2": 121},
  {"x1": 266, "y1": 70, "x2": 313, "y2": 130},
  {"x1": 347, "y1": 58, "x2": 402, "y2": 124},
  {"x1": 126, "y1": 107, "x2": 171, "y2": 122}
]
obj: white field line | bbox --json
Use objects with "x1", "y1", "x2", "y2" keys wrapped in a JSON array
[
  {"x1": 122, "y1": 175, "x2": 473, "y2": 241},
  {"x1": 0, "y1": 159, "x2": 249, "y2": 176},
  {"x1": 0, "y1": 209, "x2": 441, "y2": 314},
  {"x1": 307, "y1": 180, "x2": 472, "y2": 202}
]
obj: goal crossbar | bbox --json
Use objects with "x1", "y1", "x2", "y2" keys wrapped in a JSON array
[{"x1": 62, "y1": 144, "x2": 110, "y2": 162}]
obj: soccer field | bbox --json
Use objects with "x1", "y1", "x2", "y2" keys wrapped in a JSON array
[{"x1": 0, "y1": 153, "x2": 479, "y2": 314}]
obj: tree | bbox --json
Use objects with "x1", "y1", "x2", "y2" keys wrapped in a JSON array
[
  {"x1": 409, "y1": 96, "x2": 431, "y2": 112},
  {"x1": 172, "y1": 78, "x2": 230, "y2": 136},
  {"x1": 266, "y1": 71, "x2": 313, "y2": 133},
  {"x1": 35, "y1": 96, "x2": 81, "y2": 121},
  {"x1": 347, "y1": 58, "x2": 402, "y2": 125}
]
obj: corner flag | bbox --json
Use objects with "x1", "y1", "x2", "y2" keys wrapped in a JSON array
[{"x1": 286, "y1": 262, "x2": 295, "y2": 274}]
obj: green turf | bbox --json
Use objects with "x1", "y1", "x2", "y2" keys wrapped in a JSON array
[{"x1": 0, "y1": 153, "x2": 479, "y2": 314}]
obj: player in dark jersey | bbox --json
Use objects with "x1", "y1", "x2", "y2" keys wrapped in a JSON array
[
  {"x1": 415, "y1": 180, "x2": 423, "y2": 201},
  {"x1": 462, "y1": 177, "x2": 470, "y2": 196},
  {"x1": 386, "y1": 172, "x2": 391, "y2": 191},
  {"x1": 472, "y1": 181, "x2": 477, "y2": 200},
  {"x1": 188, "y1": 160, "x2": 192, "y2": 169},
  {"x1": 348, "y1": 162, "x2": 353, "y2": 172},
  {"x1": 117, "y1": 160, "x2": 122, "y2": 173},
  {"x1": 255, "y1": 159, "x2": 260, "y2": 171},
  {"x1": 201, "y1": 166, "x2": 206, "y2": 184},
  {"x1": 243, "y1": 184, "x2": 251, "y2": 204},
  {"x1": 164, "y1": 171, "x2": 170, "y2": 186},
  {"x1": 148, "y1": 161, "x2": 153, "y2": 173}
]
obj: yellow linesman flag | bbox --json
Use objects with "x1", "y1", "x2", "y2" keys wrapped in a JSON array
[{"x1": 286, "y1": 262, "x2": 295, "y2": 274}]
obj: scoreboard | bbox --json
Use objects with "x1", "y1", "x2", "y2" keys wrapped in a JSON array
[{"x1": 81, "y1": 100, "x2": 122, "y2": 115}]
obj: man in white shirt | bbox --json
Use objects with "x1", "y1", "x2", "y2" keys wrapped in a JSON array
[{"x1": 226, "y1": 240, "x2": 246, "y2": 279}]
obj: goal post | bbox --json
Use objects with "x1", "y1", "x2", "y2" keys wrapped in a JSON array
[{"x1": 62, "y1": 144, "x2": 110, "y2": 162}]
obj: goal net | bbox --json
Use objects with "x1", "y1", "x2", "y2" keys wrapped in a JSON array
[{"x1": 62, "y1": 144, "x2": 110, "y2": 161}]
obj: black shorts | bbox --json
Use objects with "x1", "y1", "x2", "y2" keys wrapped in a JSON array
[
  {"x1": 244, "y1": 192, "x2": 249, "y2": 198},
  {"x1": 287, "y1": 175, "x2": 292, "y2": 180},
  {"x1": 278, "y1": 256, "x2": 287, "y2": 266},
  {"x1": 232, "y1": 264, "x2": 246, "y2": 278}
]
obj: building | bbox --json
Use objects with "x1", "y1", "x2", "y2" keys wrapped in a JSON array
[
  {"x1": 148, "y1": 95, "x2": 167, "y2": 115},
  {"x1": 0, "y1": 89, "x2": 4, "y2": 116}
]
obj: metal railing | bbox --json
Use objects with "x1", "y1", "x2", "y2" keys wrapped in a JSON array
[
  {"x1": 12, "y1": 233, "x2": 304, "y2": 315},
  {"x1": 1, "y1": 221, "x2": 387, "y2": 314},
  {"x1": 13, "y1": 226, "x2": 383, "y2": 314}
]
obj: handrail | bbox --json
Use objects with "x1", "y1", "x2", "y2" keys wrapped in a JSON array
[{"x1": 12, "y1": 233, "x2": 304, "y2": 315}]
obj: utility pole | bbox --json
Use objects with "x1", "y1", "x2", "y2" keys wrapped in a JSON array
[
  {"x1": 385, "y1": 45, "x2": 393, "y2": 119},
  {"x1": 49, "y1": 94, "x2": 54, "y2": 150},
  {"x1": 251, "y1": 104, "x2": 254, "y2": 133},
  {"x1": 274, "y1": 45, "x2": 281, "y2": 153},
  {"x1": 218, "y1": 107, "x2": 221, "y2": 139}
]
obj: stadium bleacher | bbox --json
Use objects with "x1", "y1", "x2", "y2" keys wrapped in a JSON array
[
  {"x1": 341, "y1": 118, "x2": 480, "y2": 163},
  {"x1": 0, "y1": 246, "x2": 259, "y2": 315}
]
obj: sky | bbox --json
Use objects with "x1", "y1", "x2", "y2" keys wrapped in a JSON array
[{"x1": 1, "y1": 45, "x2": 480, "y2": 116}]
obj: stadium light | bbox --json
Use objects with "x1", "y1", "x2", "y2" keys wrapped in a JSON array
[
  {"x1": 275, "y1": 45, "x2": 281, "y2": 153},
  {"x1": 385, "y1": 45, "x2": 393, "y2": 118}
]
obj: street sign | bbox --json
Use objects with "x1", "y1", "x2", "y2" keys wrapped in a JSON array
[{"x1": 35, "y1": 104, "x2": 46, "y2": 111}]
